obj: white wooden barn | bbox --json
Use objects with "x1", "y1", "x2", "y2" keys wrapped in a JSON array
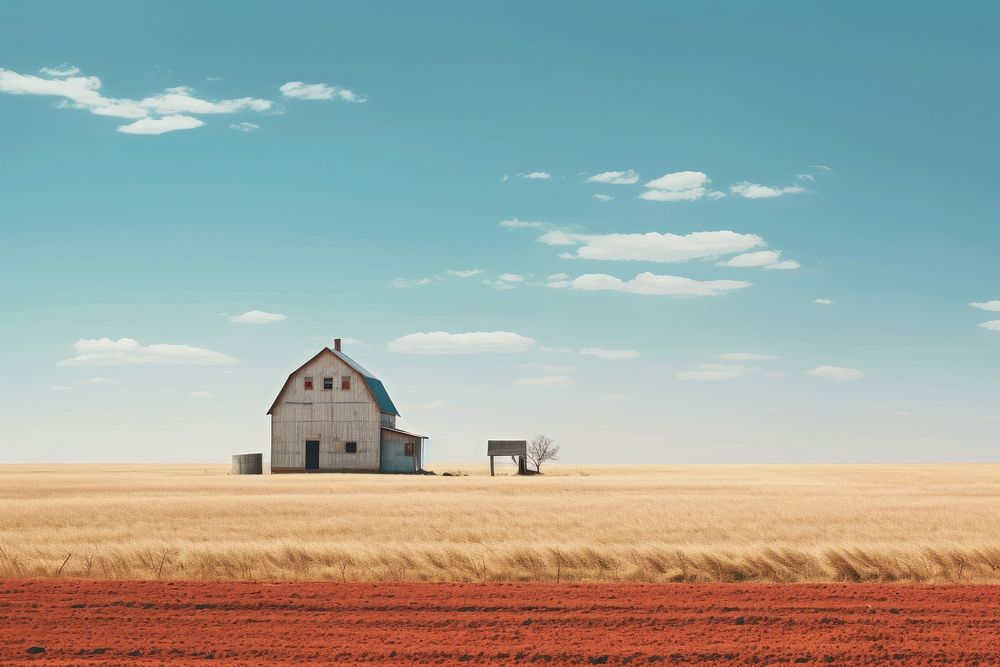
[{"x1": 267, "y1": 339, "x2": 427, "y2": 473}]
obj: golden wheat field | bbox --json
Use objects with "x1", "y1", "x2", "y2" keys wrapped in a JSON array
[{"x1": 2, "y1": 464, "x2": 1000, "y2": 583}]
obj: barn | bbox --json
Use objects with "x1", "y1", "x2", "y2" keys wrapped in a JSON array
[{"x1": 267, "y1": 339, "x2": 427, "y2": 473}]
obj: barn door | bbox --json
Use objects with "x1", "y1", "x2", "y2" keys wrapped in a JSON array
[{"x1": 305, "y1": 440, "x2": 320, "y2": 471}]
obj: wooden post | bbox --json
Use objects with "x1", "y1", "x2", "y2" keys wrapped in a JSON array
[{"x1": 490, "y1": 455, "x2": 495, "y2": 476}]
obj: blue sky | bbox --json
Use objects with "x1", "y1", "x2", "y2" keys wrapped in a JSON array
[{"x1": 1, "y1": 1, "x2": 998, "y2": 463}]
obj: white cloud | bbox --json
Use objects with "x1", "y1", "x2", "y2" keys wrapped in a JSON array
[
  {"x1": 970, "y1": 301, "x2": 1000, "y2": 312},
  {"x1": 764, "y1": 260, "x2": 801, "y2": 270},
  {"x1": 117, "y1": 115, "x2": 206, "y2": 135},
  {"x1": 498, "y1": 273, "x2": 524, "y2": 283},
  {"x1": 189, "y1": 390, "x2": 221, "y2": 399},
  {"x1": 228, "y1": 310, "x2": 287, "y2": 324},
  {"x1": 39, "y1": 64, "x2": 80, "y2": 77},
  {"x1": 677, "y1": 363, "x2": 754, "y2": 381},
  {"x1": 980, "y1": 320, "x2": 1000, "y2": 332},
  {"x1": 717, "y1": 250, "x2": 782, "y2": 268},
  {"x1": 499, "y1": 218, "x2": 548, "y2": 230},
  {"x1": 230, "y1": 121, "x2": 260, "y2": 132},
  {"x1": 519, "y1": 171, "x2": 552, "y2": 180},
  {"x1": 808, "y1": 365, "x2": 864, "y2": 380},
  {"x1": 0, "y1": 67, "x2": 274, "y2": 134},
  {"x1": 585, "y1": 169, "x2": 639, "y2": 185},
  {"x1": 546, "y1": 230, "x2": 764, "y2": 263},
  {"x1": 388, "y1": 331, "x2": 536, "y2": 354},
  {"x1": 797, "y1": 173, "x2": 816, "y2": 182},
  {"x1": 640, "y1": 171, "x2": 723, "y2": 202},
  {"x1": 719, "y1": 352, "x2": 779, "y2": 361},
  {"x1": 730, "y1": 181, "x2": 807, "y2": 199},
  {"x1": 279, "y1": 81, "x2": 367, "y2": 102},
  {"x1": 58, "y1": 338, "x2": 237, "y2": 367},
  {"x1": 140, "y1": 86, "x2": 271, "y2": 115},
  {"x1": 392, "y1": 276, "x2": 438, "y2": 288},
  {"x1": 446, "y1": 269, "x2": 483, "y2": 278},
  {"x1": 814, "y1": 298, "x2": 834, "y2": 305},
  {"x1": 79, "y1": 376, "x2": 118, "y2": 385},
  {"x1": 515, "y1": 375, "x2": 575, "y2": 387},
  {"x1": 580, "y1": 347, "x2": 640, "y2": 360},
  {"x1": 592, "y1": 194, "x2": 614, "y2": 202},
  {"x1": 551, "y1": 272, "x2": 750, "y2": 297}
]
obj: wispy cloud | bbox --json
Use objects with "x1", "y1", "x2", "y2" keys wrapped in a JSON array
[
  {"x1": 814, "y1": 298, "x2": 834, "y2": 305},
  {"x1": 228, "y1": 310, "x2": 286, "y2": 324},
  {"x1": 808, "y1": 365, "x2": 864, "y2": 380},
  {"x1": 640, "y1": 171, "x2": 719, "y2": 202},
  {"x1": 970, "y1": 301, "x2": 1000, "y2": 312},
  {"x1": 519, "y1": 171, "x2": 552, "y2": 180},
  {"x1": 446, "y1": 269, "x2": 483, "y2": 278},
  {"x1": 279, "y1": 81, "x2": 367, "y2": 102},
  {"x1": 592, "y1": 194, "x2": 614, "y2": 202},
  {"x1": 229, "y1": 121, "x2": 260, "y2": 132},
  {"x1": 548, "y1": 272, "x2": 750, "y2": 297},
  {"x1": 499, "y1": 218, "x2": 549, "y2": 230},
  {"x1": 979, "y1": 320, "x2": 1000, "y2": 332},
  {"x1": 585, "y1": 169, "x2": 639, "y2": 185},
  {"x1": 540, "y1": 230, "x2": 764, "y2": 263},
  {"x1": 0, "y1": 66, "x2": 273, "y2": 134},
  {"x1": 388, "y1": 331, "x2": 536, "y2": 354},
  {"x1": 39, "y1": 64, "x2": 80, "y2": 77},
  {"x1": 730, "y1": 181, "x2": 807, "y2": 199},
  {"x1": 58, "y1": 338, "x2": 237, "y2": 367},
  {"x1": 118, "y1": 115, "x2": 204, "y2": 135},
  {"x1": 392, "y1": 276, "x2": 438, "y2": 288},
  {"x1": 717, "y1": 249, "x2": 800, "y2": 271}
]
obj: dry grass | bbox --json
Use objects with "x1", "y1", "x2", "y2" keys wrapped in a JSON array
[{"x1": 2, "y1": 463, "x2": 1000, "y2": 583}]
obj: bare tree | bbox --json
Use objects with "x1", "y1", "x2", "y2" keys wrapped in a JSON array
[{"x1": 526, "y1": 435, "x2": 559, "y2": 473}]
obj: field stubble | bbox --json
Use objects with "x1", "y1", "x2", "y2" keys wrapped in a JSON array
[{"x1": 2, "y1": 464, "x2": 1000, "y2": 583}]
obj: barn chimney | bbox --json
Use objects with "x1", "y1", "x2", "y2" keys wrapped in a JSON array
[{"x1": 334, "y1": 338, "x2": 342, "y2": 352}]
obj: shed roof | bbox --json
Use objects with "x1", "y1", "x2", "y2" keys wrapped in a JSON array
[
  {"x1": 381, "y1": 425, "x2": 427, "y2": 440},
  {"x1": 488, "y1": 440, "x2": 528, "y2": 456},
  {"x1": 266, "y1": 347, "x2": 400, "y2": 416}
]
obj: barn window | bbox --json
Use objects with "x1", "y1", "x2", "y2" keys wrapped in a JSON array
[
  {"x1": 341, "y1": 375, "x2": 351, "y2": 391},
  {"x1": 404, "y1": 442, "x2": 414, "y2": 457},
  {"x1": 304, "y1": 376, "x2": 314, "y2": 391},
  {"x1": 323, "y1": 377, "x2": 333, "y2": 390},
  {"x1": 345, "y1": 442, "x2": 357, "y2": 454}
]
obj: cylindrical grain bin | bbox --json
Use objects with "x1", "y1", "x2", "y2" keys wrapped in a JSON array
[{"x1": 231, "y1": 453, "x2": 263, "y2": 475}]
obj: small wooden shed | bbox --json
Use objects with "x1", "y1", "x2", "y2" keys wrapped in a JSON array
[{"x1": 487, "y1": 440, "x2": 527, "y2": 476}]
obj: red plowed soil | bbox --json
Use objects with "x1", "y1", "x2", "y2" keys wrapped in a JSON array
[{"x1": 2, "y1": 580, "x2": 999, "y2": 665}]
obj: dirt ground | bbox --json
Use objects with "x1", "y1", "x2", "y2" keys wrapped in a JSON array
[{"x1": 2, "y1": 580, "x2": 999, "y2": 665}]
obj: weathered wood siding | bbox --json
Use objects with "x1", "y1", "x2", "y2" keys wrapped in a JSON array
[
  {"x1": 380, "y1": 413, "x2": 396, "y2": 428},
  {"x1": 379, "y1": 429, "x2": 421, "y2": 473},
  {"x1": 271, "y1": 354, "x2": 381, "y2": 472}
]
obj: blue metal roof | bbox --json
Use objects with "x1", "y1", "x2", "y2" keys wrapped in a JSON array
[{"x1": 333, "y1": 349, "x2": 400, "y2": 416}]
